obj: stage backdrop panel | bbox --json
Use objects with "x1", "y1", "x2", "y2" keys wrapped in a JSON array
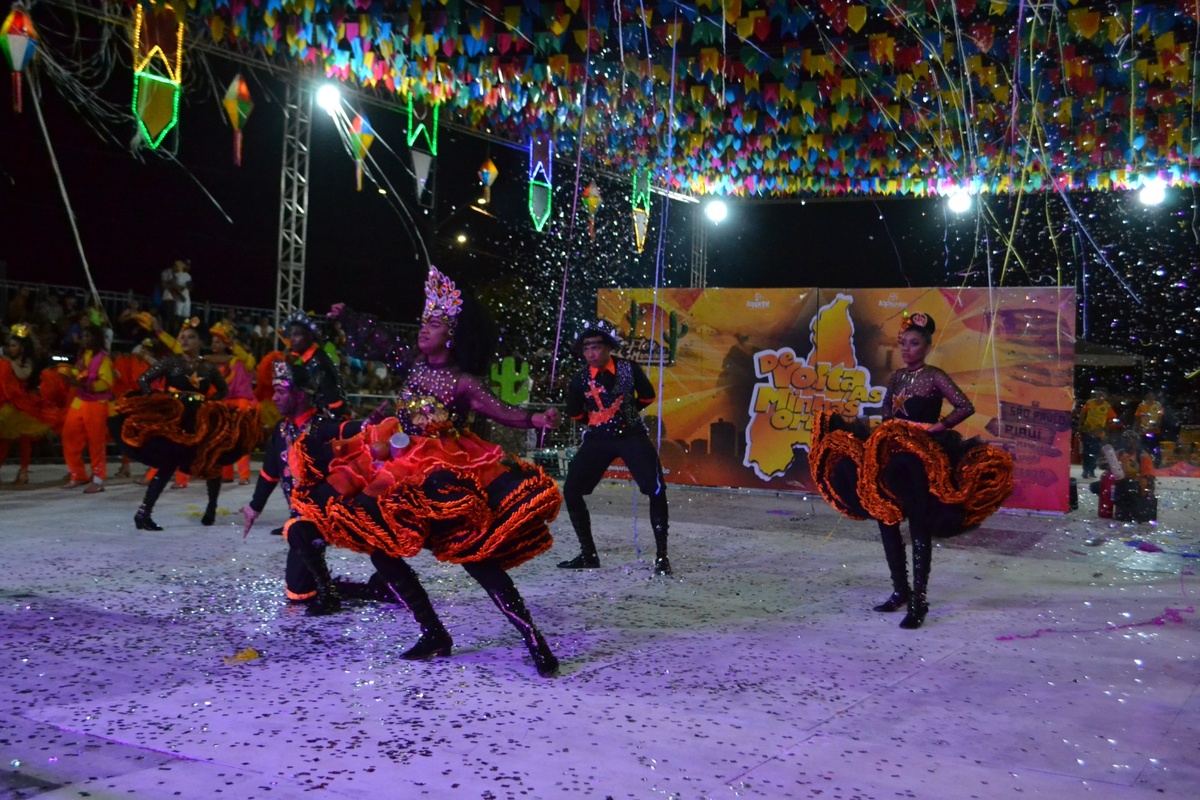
[{"x1": 595, "y1": 287, "x2": 1075, "y2": 514}]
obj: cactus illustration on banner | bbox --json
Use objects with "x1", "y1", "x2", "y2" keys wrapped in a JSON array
[
  {"x1": 662, "y1": 311, "x2": 689, "y2": 364},
  {"x1": 490, "y1": 357, "x2": 531, "y2": 405}
]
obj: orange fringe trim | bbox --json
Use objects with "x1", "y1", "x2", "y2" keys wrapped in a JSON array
[{"x1": 810, "y1": 410, "x2": 1014, "y2": 527}]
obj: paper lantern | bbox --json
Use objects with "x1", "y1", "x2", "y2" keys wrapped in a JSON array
[
  {"x1": 0, "y1": 3, "x2": 38, "y2": 113},
  {"x1": 478, "y1": 158, "x2": 498, "y2": 204},
  {"x1": 222, "y1": 74, "x2": 253, "y2": 166}
]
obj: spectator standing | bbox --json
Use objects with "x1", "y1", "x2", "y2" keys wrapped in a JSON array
[
  {"x1": 6, "y1": 286, "x2": 33, "y2": 325},
  {"x1": 1077, "y1": 388, "x2": 1117, "y2": 479}
]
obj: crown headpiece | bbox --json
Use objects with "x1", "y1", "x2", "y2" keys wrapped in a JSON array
[
  {"x1": 9, "y1": 323, "x2": 31, "y2": 340},
  {"x1": 422, "y1": 267, "x2": 462, "y2": 328}
]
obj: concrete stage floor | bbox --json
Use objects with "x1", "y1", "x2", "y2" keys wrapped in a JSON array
[{"x1": 1, "y1": 463, "x2": 1197, "y2": 799}]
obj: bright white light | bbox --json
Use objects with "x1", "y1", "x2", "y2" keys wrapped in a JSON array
[
  {"x1": 456, "y1": 234, "x2": 467, "y2": 244},
  {"x1": 705, "y1": 199, "x2": 728, "y2": 224},
  {"x1": 1138, "y1": 178, "x2": 1166, "y2": 206},
  {"x1": 947, "y1": 190, "x2": 972, "y2": 214},
  {"x1": 316, "y1": 84, "x2": 341, "y2": 116}
]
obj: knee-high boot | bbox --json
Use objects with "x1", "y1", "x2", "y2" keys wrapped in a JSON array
[
  {"x1": 134, "y1": 471, "x2": 170, "y2": 530},
  {"x1": 290, "y1": 521, "x2": 341, "y2": 617},
  {"x1": 465, "y1": 563, "x2": 558, "y2": 677},
  {"x1": 558, "y1": 495, "x2": 600, "y2": 569},
  {"x1": 873, "y1": 523, "x2": 910, "y2": 612},
  {"x1": 202, "y1": 478, "x2": 222, "y2": 526},
  {"x1": 900, "y1": 531, "x2": 931, "y2": 629},
  {"x1": 649, "y1": 491, "x2": 672, "y2": 575},
  {"x1": 371, "y1": 554, "x2": 452, "y2": 660}
]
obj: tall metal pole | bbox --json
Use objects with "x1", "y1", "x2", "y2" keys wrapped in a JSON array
[
  {"x1": 275, "y1": 82, "x2": 312, "y2": 331},
  {"x1": 690, "y1": 205, "x2": 707, "y2": 288}
]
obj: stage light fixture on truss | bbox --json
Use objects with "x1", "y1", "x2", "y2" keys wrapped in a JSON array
[
  {"x1": 315, "y1": 83, "x2": 341, "y2": 116},
  {"x1": 1138, "y1": 176, "x2": 1166, "y2": 206}
]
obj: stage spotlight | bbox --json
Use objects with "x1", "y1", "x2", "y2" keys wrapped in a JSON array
[
  {"x1": 947, "y1": 190, "x2": 972, "y2": 214},
  {"x1": 705, "y1": 199, "x2": 728, "y2": 224},
  {"x1": 1138, "y1": 178, "x2": 1166, "y2": 206},
  {"x1": 316, "y1": 84, "x2": 341, "y2": 116}
]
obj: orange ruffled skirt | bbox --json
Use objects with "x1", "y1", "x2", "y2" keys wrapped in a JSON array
[
  {"x1": 809, "y1": 410, "x2": 1014, "y2": 533},
  {"x1": 112, "y1": 392, "x2": 261, "y2": 478},
  {"x1": 289, "y1": 417, "x2": 561, "y2": 570}
]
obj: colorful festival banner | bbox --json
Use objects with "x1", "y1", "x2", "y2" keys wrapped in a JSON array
[{"x1": 596, "y1": 287, "x2": 1075, "y2": 514}]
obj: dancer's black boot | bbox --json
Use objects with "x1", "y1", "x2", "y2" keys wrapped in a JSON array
[
  {"x1": 372, "y1": 555, "x2": 452, "y2": 660},
  {"x1": 201, "y1": 478, "x2": 221, "y2": 526},
  {"x1": 900, "y1": 533, "x2": 931, "y2": 629},
  {"x1": 650, "y1": 492, "x2": 672, "y2": 576},
  {"x1": 491, "y1": 585, "x2": 558, "y2": 676},
  {"x1": 292, "y1": 523, "x2": 341, "y2": 617},
  {"x1": 557, "y1": 501, "x2": 600, "y2": 569},
  {"x1": 873, "y1": 523, "x2": 910, "y2": 612},
  {"x1": 468, "y1": 563, "x2": 558, "y2": 676},
  {"x1": 134, "y1": 471, "x2": 169, "y2": 531}
]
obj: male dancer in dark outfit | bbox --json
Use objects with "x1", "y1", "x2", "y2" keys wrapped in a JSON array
[
  {"x1": 241, "y1": 360, "x2": 387, "y2": 611},
  {"x1": 282, "y1": 311, "x2": 348, "y2": 420},
  {"x1": 558, "y1": 320, "x2": 672, "y2": 576},
  {"x1": 241, "y1": 361, "x2": 323, "y2": 605}
]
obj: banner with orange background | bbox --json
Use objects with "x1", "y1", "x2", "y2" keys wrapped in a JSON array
[{"x1": 595, "y1": 286, "x2": 1075, "y2": 513}]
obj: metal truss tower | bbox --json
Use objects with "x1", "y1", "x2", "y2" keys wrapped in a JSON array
[{"x1": 275, "y1": 82, "x2": 312, "y2": 330}]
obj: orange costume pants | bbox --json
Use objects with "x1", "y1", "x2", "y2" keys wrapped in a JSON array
[{"x1": 63, "y1": 400, "x2": 110, "y2": 482}]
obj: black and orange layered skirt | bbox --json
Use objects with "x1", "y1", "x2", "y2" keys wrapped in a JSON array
[
  {"x1": 111, "y1": 392, "x2": 261, "y2": 478},
  {"x1": 288, "y1": 417, "x2": 561, "y2": 570},
  {"x1": 808, "y1": 411, "x2": 1014, "y2": 534}
]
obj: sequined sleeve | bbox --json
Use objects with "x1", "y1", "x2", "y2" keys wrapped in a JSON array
[
  {"x1": 137, "y1": 357, "x2": 168, "y2": 393},
  {"x1": 206, "y1": 362, "x2": 229, "y2": 401},
  {"x1": 456, "y1": 373, "x2": 535, "y2": 428},
  {"x1": 931, "y1": 367, "x2": 974, "y2": 429},
  {"x1": 335, "y1": 306, "x2": 412, "y2": 371}
]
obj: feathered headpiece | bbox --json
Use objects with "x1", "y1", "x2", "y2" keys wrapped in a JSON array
[
  {"x1": 898, "y1": 311, "x2": 934, "y2": 335},
  {"x1": 422, "y1": 266, "x2": 463, "y2": 328},
  {"x1": 9, "y1": 323, "x2": 31, "y2": 340},
  {"x1": 573, "y1": 318, "x2": 624, "y2": 354},
  {"x1": 209, "y1": 320, "x2": 236, "y2": 345}
]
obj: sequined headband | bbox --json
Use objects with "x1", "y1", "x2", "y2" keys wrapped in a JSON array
[
  {"x1": 422, "y1": 266, "x2": 462, "y2": 327},
  {"x1": 272, "y1": 360, "x2": 295, "y2": 387},
  {"x1": 9, "y1": 323, "x2": 31, "y2": 340},
  {"x1": 282, "y1": 310, "x2": 321, "y2": 338}
]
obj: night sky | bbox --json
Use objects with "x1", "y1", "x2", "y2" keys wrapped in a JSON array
[{"x1": 2, "y1": 14, "x2": 1198, "y2": 395}]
